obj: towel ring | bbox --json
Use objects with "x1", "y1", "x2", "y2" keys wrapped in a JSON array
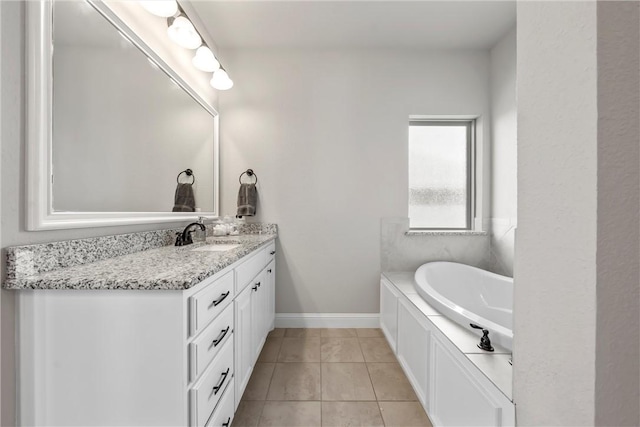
[
  {"x1": 177, "y1": 169, "x2": 195, "y2": 185},
  {"x1": 239, "y1": 169, "x2": 258, "y2": 185}
]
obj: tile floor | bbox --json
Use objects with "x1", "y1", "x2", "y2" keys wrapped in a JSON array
[{"x1": 232, "y1": 328, "x2": 433, "y2": 427}]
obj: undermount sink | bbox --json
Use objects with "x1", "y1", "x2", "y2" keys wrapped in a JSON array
[{"x1": 191, "y1": 244, "x2": 240, "y2": 252}]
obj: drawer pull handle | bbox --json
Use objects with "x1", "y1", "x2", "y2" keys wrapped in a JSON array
[
  {"x1": 252, "y1": 285, "x2": 258, "y2": 291},
  {"x1": 210, "y1": 327, "x2": 230, "y2": 348},
  {"x1": 213, "y1": 368, "x2": 230, "y2": 395},
  {"x1": 222, "y1": 417, "x2": 231, "y2": 427},
  {"x1": 256, "y1": 281, "x2": 261, "y2": 288},
  {"x1": 267, "y1": 269, "x2": 272, "y2": 273},
  {"x1": 210, "y1": 292, "x2": 230, "y2": 308},
  {"x1": 270, "y1": 251, "x2": 276, "y2": 255}
]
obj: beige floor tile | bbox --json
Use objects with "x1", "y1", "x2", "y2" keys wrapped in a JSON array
[
  {"x1": 285, "y1": 328, "x2": 321, "y2": 338},
  {"x1": 359, "y1": 337, "x2": 396, "y2": 362},
  {"x1": 258, "y1": 337, "x2": 283, "y2": 363},
  {"x1": 321, "y1": 363, "x2": 376, "y2": 401},
  {"x1": 258, "y1": 401, "x2": 321, "y2": 427},
  {"x1": 321, "y1": 402, "x2": 384, "y2": 427},
  {"x1": 278, "y1": 338, "x2": 321, "y2": 362},
  {"x1": 267, "y1": 328, "x2": 285, "y2": 337},
  {"x1": 378, "y1": 401, "x2": 433, "y2": 427},
  {"x1": 319, "y1": 328, "x2": 357, "y2": 337},
  {"x1": 367, "y1": 363, "x2": 418, "y2": 401},
  {"x1": 242, "y1": 363, "x2": 276, "y2": 401},
  {"x1": 356, "y1": 328, "x2": 384, "y2": 338},
  {"x1": 321, "y1": 338, "x2": 364, "y2": 362},
  {"x1": 267, "y1": 363, "x2": 321, "y2": 401},
  {"x1": 232, "y1": 400, "x2": 264, "y2": 427}
]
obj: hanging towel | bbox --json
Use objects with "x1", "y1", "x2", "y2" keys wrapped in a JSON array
[
  {"x1": 172, "y1": 183, "x2": 196, "y2": 212},
  {"x1": 237, "y1": 183, "x2": 257, "y2": 217}
]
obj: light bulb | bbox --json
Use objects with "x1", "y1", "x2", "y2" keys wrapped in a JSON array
[
  {"x1": 211, "y1": 69, "x2": 233, "y2": 90},
  {"x1": 167, "y1": 16, "x2": 202, "y2": 50},
  {"x1": 139, "y1": 1, "x2": 178, "y2": 17},
  {"x1": 192, "y1": 46, "x2": 220, "y2": 72}
]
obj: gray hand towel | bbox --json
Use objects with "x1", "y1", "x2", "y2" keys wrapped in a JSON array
[
  {"x1": 237, "y1": 183, "x2": 257, "y2": 217},
  {"x1": 172, "y1": 183, "x2": 196, "y2": 212}
]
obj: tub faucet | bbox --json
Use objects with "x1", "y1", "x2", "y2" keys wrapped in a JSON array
[
  {"x1": 470, "y1": 324, "x2": 494, "y2": 352},
  {"x1": 175, "y1": 222, "x2": 206, "y2": 246}
]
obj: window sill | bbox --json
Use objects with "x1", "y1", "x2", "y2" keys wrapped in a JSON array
[{"x1": 405, "y1": 230, "x2": 488, "y2": 236}]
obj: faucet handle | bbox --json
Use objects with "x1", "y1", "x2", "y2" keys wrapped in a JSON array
[
  {"x1": 470, "y1": 324, "x2": 494, "y2": 352},
  {"x1": 175, "y1": 232, "x2": 185, "y2": 246}
]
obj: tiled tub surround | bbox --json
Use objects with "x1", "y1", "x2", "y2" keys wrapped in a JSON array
[
  {"x1": 4, "y1": 224, "x2": 277, "y2": 290},
  {"x1": 380, "y1": 272, "x2": 514, "y2": 427}
]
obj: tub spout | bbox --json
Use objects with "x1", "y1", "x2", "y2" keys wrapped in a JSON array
[{"x1": 470, "y1": 323, "x2": 495, "y2": 352}]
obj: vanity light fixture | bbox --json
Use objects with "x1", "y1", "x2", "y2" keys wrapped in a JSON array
[
  {"x1": 139, "y1": 0, "x2": 233, "y2": 90},
  {"x1": 210, "y1": 68, "x2": 233, "y2": 90},
  {"x1": 192, "y1": 46, "x2": 220, "y2": 72},
  {"x1": 139, "y1": 0, "x2": 178, "y2": 18},
  {"x1": 167, "y1": 15, "x2": 202, "y2": 49}
]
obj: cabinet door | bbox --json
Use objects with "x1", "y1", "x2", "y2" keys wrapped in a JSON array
[
  {"x1": 265, "y1": 260, "x2": 275, "y2": 332},
  {"x1": 397, "y1": 299, "x2": 431, "y2": 407},
  {"x1": 250, "y1": 269, "x2": 268, "y2": 362},
  {"x1": 234, "y1": 285, "x2": 253, "y2": 409},
  {"x1": 429, "y1": 333, "x2": 513, "y2": 427},
  {"x1": 380, "y1": 278, "x2": 400, "y2": 352}
]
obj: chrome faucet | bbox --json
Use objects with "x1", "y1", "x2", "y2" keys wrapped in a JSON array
[{"x1": 175, "y1": 222, "x2": 206, "y2": 246}]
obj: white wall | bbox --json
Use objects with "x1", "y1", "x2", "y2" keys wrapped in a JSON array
[
  {"x1": 218, "y1": 48, "x2": 490, "y2": 314},
  {"x1": 488, "y1": 27, "x2": 517, "y2": 277},
  {"x1": 0, "y1": 2, "x2": 221, "y2": 424},
  {"x1": 514, "y1": 2, "x2": 598, "y2": 425},
  {"x1": 595, "y1": 2, "x2": 639, "y2": 425}
]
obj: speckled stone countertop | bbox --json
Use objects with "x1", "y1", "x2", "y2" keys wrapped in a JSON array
[{"x1": 4, "y1": 234, "x2": 276, "y2": 291}]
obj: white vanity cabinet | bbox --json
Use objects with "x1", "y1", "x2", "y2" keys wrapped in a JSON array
[
  {"x1": 234, "y1": 243, "x2": 277, "y2": 407},
  {"x1": 17, "y1": 242, "x2": 276, "y2": 427}
]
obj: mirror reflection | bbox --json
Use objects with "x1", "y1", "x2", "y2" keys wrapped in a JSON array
[{"x1": 52, "y1": 0, "x2": 215, "y2": 213}]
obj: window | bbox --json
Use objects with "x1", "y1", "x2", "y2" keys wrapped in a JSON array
[{"x1": 408, "y1": 120, "x2": 474, "y2": 229}]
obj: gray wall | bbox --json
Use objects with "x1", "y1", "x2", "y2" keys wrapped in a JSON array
[
  {"x1": 488, "y1": 27, "x2": 517, "y2": 277},
  {"x1": 0, "y1": 2, "x2": 220, "y2": 424},
  {"x1": 218, "y1": 48, "x2": 491, "y2": 314},
  {"x1": 595, "y1": 2, "x2": 639, "y2": 425},
  {"x1": 515, "y1": 2, "x2": 640, "y2": 425}
]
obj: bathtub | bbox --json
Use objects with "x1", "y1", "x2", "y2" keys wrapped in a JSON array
[{"x1": 414, "y1": 262, "x2": 513, "y2": 352}]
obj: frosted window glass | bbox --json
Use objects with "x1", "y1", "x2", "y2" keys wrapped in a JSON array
[{"x1": 409, "y1": 123, "x2": 469, "y2": 229}]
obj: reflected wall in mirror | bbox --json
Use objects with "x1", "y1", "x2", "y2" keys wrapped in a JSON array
[
  {"x1": 52, "y1": 1, "x2": 215, "y2": 213},
  {"x1": 26, "y1": 0, "x2": 219, "y2": 230}
]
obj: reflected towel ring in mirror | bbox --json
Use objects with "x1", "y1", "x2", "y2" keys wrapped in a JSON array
[
  {"x1": 239, "y1": 169, "x2": 258, "y2": 185},
  {"x1": 177, "y1": 169, "x2": 195, "y2": 185}
]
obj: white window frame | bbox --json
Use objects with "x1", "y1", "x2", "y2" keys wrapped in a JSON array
[{"x1": 408, "y1": 116, "x2": 480, "y2": 231}]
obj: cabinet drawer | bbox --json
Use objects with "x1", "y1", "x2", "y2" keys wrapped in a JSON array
[
  {"x1": 235, "y1": 249, "x2": 266, "y2": 293},
  {"x1": 265, "y1": 241, "x2": 276, "y2": 264},
  {"x1": 190, "y1": 303, "x2": 234, "y2": 382},
  {"x1": 190, "y1": 340, "x2": 234, "y2": 427},
  {"x1": 190, "y1": 271, "x2": 235, "y2": 336},
  {"x1": 205, "y1": 382, "x2": 235, "y2": 427}
]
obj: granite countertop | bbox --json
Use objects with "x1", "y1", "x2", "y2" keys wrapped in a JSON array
[{"x1": 4, "y1": 234, "x2": 276, "y2": 291}]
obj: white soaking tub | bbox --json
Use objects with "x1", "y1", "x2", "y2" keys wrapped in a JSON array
[{"x1": 414, "y1": 261, "x2": 513, "y2": 351}]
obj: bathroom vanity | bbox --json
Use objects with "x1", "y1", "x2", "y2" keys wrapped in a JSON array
[{"x1": 6, "y1": 229, "x2": 277, "y2": 426}]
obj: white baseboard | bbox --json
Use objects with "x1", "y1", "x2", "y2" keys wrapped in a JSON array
[{"x1": 275, "y1": 313, "x2": 380, "y2": 328}]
